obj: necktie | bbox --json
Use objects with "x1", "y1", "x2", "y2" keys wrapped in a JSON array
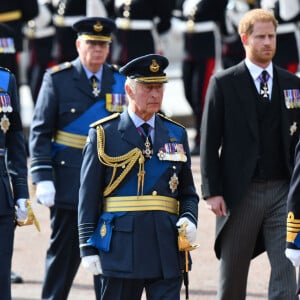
[
  {"x1": 91, "y1": 75, "x2": 100, "y2": 97},
  {"x1": 141, "y1": 123, "x2": 153, "y2": 158},
  {"x1": 259, "y1": 70, "x2": 270, "y2": 100}
]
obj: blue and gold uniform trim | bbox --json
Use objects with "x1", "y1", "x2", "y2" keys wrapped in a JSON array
[
  {"x1": 287, "y1": 212, "x2": 300, "y2": 246},
  {"x1": 104, "y1": 195, "x2": 179, "y2": 215},
  {"x1": 53, "y1": 130, "x2": 87, "y2": 149}
]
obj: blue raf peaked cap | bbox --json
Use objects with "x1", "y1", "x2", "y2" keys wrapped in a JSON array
[
  {"x1": 73, "y1": 17, "x2": 116, "y2": 42},
  {"x1": 119, "y1": 54, "x2": 169, "y2": 84}
]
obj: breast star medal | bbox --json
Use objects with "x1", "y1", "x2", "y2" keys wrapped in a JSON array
[
  {"x1": 169, "y1": 166, "x2": 179, "y2": 193},
  {"x1": 0, "y1": 114, "x2": 10, "y2": 133}
]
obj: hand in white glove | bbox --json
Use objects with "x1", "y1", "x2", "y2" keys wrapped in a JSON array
[
  {"x1": 285, "y1": 248, "x2": 300, "y2": 267},
  {"x1": 36, "y1": 180, "x2": 56, "y2": 207},
  {"x1": 81, "y1": 255, "x2": 102, "y2": 275},
  {"x1": 16, "y1": 199, "x2": 28, "y2": 221},
  {"x1": 176, "y1": 217, "x2": 197, "y2": 244}
]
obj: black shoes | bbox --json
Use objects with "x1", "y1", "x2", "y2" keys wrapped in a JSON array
[{"x1": 11, "y1": 271, "x2": 23, "y2": 284}]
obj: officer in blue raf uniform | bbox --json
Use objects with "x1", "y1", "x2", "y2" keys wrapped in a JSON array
[
  {"x1": 78, "y1": 54, "x2": 199, "y2": 300},
  {"x1": 0, "y1": 68, "x2": 30, "y2": 300},
  {"x1": 29, "y1": 17, "x2": 126, "y2": 300}
]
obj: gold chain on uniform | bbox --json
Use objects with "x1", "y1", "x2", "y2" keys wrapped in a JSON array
[{"x1": 96, "y1": 125, "x2": 145, "y2": 196}]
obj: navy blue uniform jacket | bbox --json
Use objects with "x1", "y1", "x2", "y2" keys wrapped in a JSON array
[{"x1": 78, "y1": 110, "x2": 199, "y2": 279}]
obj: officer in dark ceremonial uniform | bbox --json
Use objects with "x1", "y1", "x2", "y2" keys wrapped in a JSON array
[
  {"x1": 104, "y1": 0, "x2": 174, "y2": 66},
  {"x1": 24, "y1": 0, "x2": 56, "y2": 102},
  {"x1": 0, "y1": 21, "x2": 28, "y2": 285},
  {"x1": 0, "y1": 67, "x2": 30, "y2": 300},
  {"x1": 29, "y1": 17, "x2": 126, "y2": 300},
  {"x1": 78, "y1": 54, "x2": 199, "y2": 300},
  {"x1": 52, "y1": 0, "x2": 87, "y2": 63},
  {"x1": 272, "y1": 0, "x2": 300, "y2": 73},
  {"x1": 0, "y1": 0, "x2": 39, "y2": 84},
  {"x1": 173, "y1": 0, "x2": 228, "y2": 155}
]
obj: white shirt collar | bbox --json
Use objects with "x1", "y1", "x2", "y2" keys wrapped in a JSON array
[
  {"x1": 127, "y1": 107, "x2": 155, "y2": 128},
  {"x1": 245, "y1": 58, "x2": 273, "y2": 81}
]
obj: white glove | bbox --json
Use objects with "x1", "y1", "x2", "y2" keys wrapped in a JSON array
[
  {"x1": 285, "y1": 248, "x2": 300, "y2": 267},
  {"x1": 176, "y1": 217, "x2": 197, "y2": 244},
  {"x1": 81, "y1": 255, "x2": 102, "y2": 275},
  {"x1": 36, "y1": 180, "x2": 56, "y2": 207},
  {"x1": 16, "y1": 198, "x2": 28, "y2": 221}
]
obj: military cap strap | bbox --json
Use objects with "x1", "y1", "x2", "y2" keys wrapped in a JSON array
[
  {"x1": 54, "y1": 130, "x2": 87, "y2": 149},
  {"x1": 104, "y1": 195, "x2": 179, "y2": 215}
]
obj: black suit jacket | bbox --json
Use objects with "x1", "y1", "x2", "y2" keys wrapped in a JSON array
[{"x1": 200, "y1": 61, "x2": 300, "y2": 258}]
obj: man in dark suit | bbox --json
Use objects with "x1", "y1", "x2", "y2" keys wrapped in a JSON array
[
  {"x1": 0, "y1": 67, "x2": 30, "y2": 300},
  {"x1": 78, "y1": 54, "x2": 199, "y2": 299},
  {"x1": 29, "y1": 17, "x2": 126, "y2": 300},
  {"x1": 200, "y1": 8, "x2": 300, "y2": 299}
]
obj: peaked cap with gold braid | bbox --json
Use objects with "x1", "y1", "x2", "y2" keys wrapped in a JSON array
[
  {"x1": 119, "y1": 54, "x2": 169, "y2": 84},
  {"x1": 73, "y1": 17, "x2": 116, "y2": 43}
]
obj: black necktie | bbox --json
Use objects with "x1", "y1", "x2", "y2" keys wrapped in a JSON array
[
  {"x1": 141, "y1": 123, "x2": 152, "y2": 144},
  {"x1": 259, "y1": 70, "x2": 270, "y2": 101},
  {"x1": 91, "y1": 75, "x2": 100, "y2": 97}
]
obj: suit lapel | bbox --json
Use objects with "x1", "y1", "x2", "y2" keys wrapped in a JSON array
[
  {"x1": 153, "y1": 116, "x2": 172, "y2": 153},
  {"x1": 274, "y1": 67, "x2": 291, "y2": 167},
  {"x1": 233, "y1": 62, "x2": 259, "y2": 140},
  {"x1": 118, "y1": 110, "x2": 144, "y2": 149},
  {"x1": 72, "y1": 58, "x2": 92, "y2": 98}
]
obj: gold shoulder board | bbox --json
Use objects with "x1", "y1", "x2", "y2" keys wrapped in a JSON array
[
  {"x1": 90, "y1": 113, "x2": 120, "y2": 128},
  {"x1": 48, "y1": 62, "x2": 72, "y2": 74},
  {"x1": 157, "y1": 113, "x2": 185, "y2": 128}
]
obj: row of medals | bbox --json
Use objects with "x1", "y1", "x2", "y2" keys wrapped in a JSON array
[{"x1": 142, "y1": 137, "x2": 179, "y2": 193}]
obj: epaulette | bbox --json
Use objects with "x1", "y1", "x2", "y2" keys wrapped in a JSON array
[
  {"x1": 48, "y1": 62, "x2": 72, "y2": 74},
  {"x1": 0, "y1": 66, "x2": 11, "y2": 73},
  {"x1": 90, "y1": 113, "x2": 120, "y2": 128},
  {"x1": 110, "y1": 64, "x2": 120, "y2": 72},
  {"x1": 157, "y1": 112, "x2": 186, "y2": 128}
]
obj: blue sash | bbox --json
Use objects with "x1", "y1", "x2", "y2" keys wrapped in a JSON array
[
  {"x1": 0, "y1": 69, "x2": 10, "y2": 91},
  {"x1": 114, "y1": 121, "x2": 184, "y2": 196},
  {"x1": 87, "y1": 212, "x2": 126, "y2": 252},
  {"x1": 52, "y1": 72, "x2": 125, "y2": 153}
]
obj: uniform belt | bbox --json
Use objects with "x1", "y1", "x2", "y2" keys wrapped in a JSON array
[
  {"x1": 277, "y1": 22, "x2": 298, "y2": 34},
  {"x1": 0, "y1": 10, "x2": 22, "y2": 22},
  {"x1": 116, "y1": 18, "x2": 153, "y2": 30},
  {"x1": 53, "y1": 14, "x2": 85, "y2": 27},
  {"x1": 53, "y1": 130, "x2": 87, "y2": 149},
  {"x1": 23, "y1": 26, "x2": 56, "y2": 39},
  {"x1": 104, "y1": 195, "x2": 179, "y2": 215},
  {"x1": 0, "y1": 148, "x2": 5, "y2": 156},
  {"x1": 175, "y1": 20, "x2": 218, "y2": 33}
]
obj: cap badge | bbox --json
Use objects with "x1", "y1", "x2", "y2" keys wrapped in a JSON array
[
  {"x1": 149, "y1": 60, "x2": 159, "y2": 73},
  {"x1": 93, "y1": 21, "x2": 103, "y2": 32}
]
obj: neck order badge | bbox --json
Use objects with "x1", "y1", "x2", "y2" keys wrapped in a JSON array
[{"x1": 91, "y1": 75, "x2": 100, "y2": 97}]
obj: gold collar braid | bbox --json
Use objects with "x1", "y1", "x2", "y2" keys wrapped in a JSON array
[{"x1": 96, "y1": 125, "x2": 145, "y2": 196}]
